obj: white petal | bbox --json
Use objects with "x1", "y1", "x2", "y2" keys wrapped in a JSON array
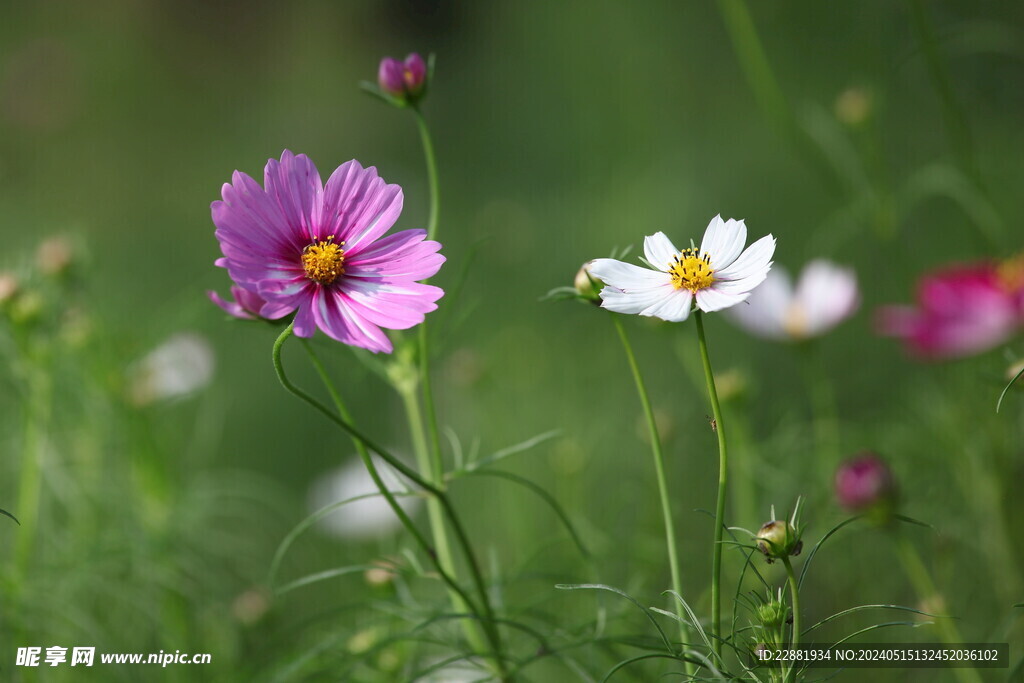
[
  {"x1": 695, "y1": 287, "x2": 750, "y2": 312},
  {"x1": 589, "y1": 258, "x2": 667, "y2": 290},
  {"x1": 715, "y1": 234, "x2": 776, "y2": 281},
  {"x1": 794, "y1": 260, "x2": 860, "y2": 336},
  {"x1": 723, "y1": 267, "x2": 792, "y2": 339},
  {"x1": 641, "y1": 289, "x2": 693, "y2": 321},
  {"x1": 712, "y1": 266, "x2": 772, "y2": 296},
  {"x1": 600, "y1": 284, "x2": 675, "y2": 315},
  {"x1": 643, "y1": 232, "x2": 679, "y2": 272},
  {"x1": 700, "y1": 215, "x2": 747, "y2": 270}
]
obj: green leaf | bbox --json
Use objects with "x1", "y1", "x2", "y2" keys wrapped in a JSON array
[
  {"x1": 556, "y1": 583, "x2": 674, "y2": 654},
  {"x1": 799, "y1": 515, "x2": 860, "y2": 589},
  {"x1": 460, "y1": 469, "x2": 589, "y2": 559},
  {"x1": 463, "y1": 429, "x2": 561, "y2": 472},
  {"x1": 802, "y1": 604, "x2": 937, "y2": 635},
  {"x1": 0, "y1": 508, "x2": 19, "y2": 525},
  {"x1": 541, "y1": 286, "x2": 583, "y2": 302},
  {"x1": 600, "y1": 653, "x2": 687, "y2": 683},
  {"x1": 275, "y1": 564, "x2": 378, "y2": 595},
  {"x1": 268, "y1": 490, "x2": 420, "y2": 590},
  {"x1": 996, "y1": 362, "x2": 1024, "y2": 412}
]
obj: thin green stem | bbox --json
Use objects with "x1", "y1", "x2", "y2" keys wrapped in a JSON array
[
  {"x1": 413, "y1": 107, "x2": 440, "y2": 241},
  {"x1": 907, "y1": 0, "x2": 978, "y2": 186},
  {"x1": 895, "y1": 533, "x2": 982, "y2": 683},
  {"x1": 782, "y1": 557, "x2": 801, "y2": 683},
  {"x1": 411, "y1": 105, "x2": 444, "y2": 482},
  {"x1": 406, "y1": 105, "x2": 508, "y2": 673},
  {"x1": 397, "y1": 383, "x2": 456, "y2": 584},
  {"x1": 716, "y1": 0, "x2": 842, "y2": 196},
  {"x1": 801, "y1": 342, "x2": 840, "y2": 495},
  {"x1": 694, "y1": 311, "x2": 728, "y2": 657},
  {"x1": 284, "y1": 333, "x2": 476, "y2": 612},
  {"x1": 14, "y1": 365, "x2": 51, "y2": 578},
  {"x1": 273, "y1": 325, "x2": 506, "y2": 673},
  {"x1": 611, "y1": 316, "x2": 695, "y2": 670}
]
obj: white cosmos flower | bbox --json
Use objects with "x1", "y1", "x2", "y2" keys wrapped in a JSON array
[
  {"x1": 128, "y1": 332, "x2": 215, "y2": 405},
  {"x1": 588, "y1": 215, "x2": 776, "y2": 321},
  {"x1": 725, "y1": 260, "x2": 859, "y2": 341}
]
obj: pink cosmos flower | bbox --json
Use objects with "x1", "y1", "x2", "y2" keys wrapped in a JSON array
[
  {"x1": 212, "y1": 151, "x2": 444, "y2": 353},
  {"x1": 875, "y1": 258, "x2": 1024, "y2": 360}
]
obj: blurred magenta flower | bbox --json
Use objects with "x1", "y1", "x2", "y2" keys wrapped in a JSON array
[
  {"x1": 207, "y1": 285, "x2": 268, "y2": 320},
  {"x1": 835, "y1": 452, "x2": 897, "y2": 517},
  {"x1": 212, "y1": 151, "x2": 444, "y2": 353},
  {"x1": 378, "y1": 53, "x2": 427, "y2": 99},
  {"x1": 588, "y1": 215, "x2": 776, "y2": 321},
  {"x1": 875, "y1": 259, "x2": 1024, "y2": 359},
  {"x1": 725, "y1": 260, "x2": 859, "y2": 341}
]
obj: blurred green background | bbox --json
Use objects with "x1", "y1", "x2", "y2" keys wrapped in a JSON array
[{"x1": 1, "y1": 1, "x2": 1022, "y2": 680}]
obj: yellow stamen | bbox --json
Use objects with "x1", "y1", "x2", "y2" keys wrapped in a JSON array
[
  {"x1": 302, "y1": 236, "x2": 345, "y2": 285},
  {"x1": 997, "y1": 254, "x2": 1024, "y2": 293},
  {"x1": 669, "y1": 248, "x2": 715, "y2": 293}
]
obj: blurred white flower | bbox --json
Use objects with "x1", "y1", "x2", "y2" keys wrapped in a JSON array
[
  {"x1": 129, "y1": 332, "x2": 215, "y2": 405},
  {"x1": 725, "y1": 260, "x2": 859, "y2": 341},
  {"x1": 307, "y1": 456, "x2": 421, "y2": 540}
]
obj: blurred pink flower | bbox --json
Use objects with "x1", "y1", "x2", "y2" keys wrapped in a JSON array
[
  {"x1": 834, "y1": 452, "x2": 896, "y2": 513},
  {"x1": 725, "y1": 260, "x2": 859, "y2": 341},
  {"x1": 876, "y1": 257, "x2": 1024, "y2": 360}
]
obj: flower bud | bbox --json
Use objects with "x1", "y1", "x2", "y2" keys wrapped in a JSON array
[
  {"x1": 756, "y1": 596, "x2": 788, "y2": 632},
  {"x1": 377, "y1": 53, "x2": 427, "y2": 103},
  {"x1": 574, "y1": 260, "x2": 603, "y2": 303},
  {"x1": 834, "y1": 452, "x2": 897, "y2": 522},
  {"x1": 835, "y1": 86, "x2": 872, "y2": 127},
  {"x1": 756, "y1": 520, "x2": 802, "y2": 563},
  {"x1": 1006, "y1": 357, "x2": 1024, "y2": 384},
  {"x1": 36, "y1": 235, "x2": 74, "y2": 277},
  {"x1": 0, "y1": 272, "x2": 19, "y2": 306}
]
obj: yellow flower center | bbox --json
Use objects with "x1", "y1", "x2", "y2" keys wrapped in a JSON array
[
  {"x1": 669, "y1": 248, "x2": 715, "y2": 293},
  {"x1": 782, "y1": 305, "x2": 809, "y2": 339},
  {"x1": 997, "y1": 254, "x2": 1024, "y2": 293},
  {"x1": 302, "y1": 237, "x2": 345, "y2": 285}
]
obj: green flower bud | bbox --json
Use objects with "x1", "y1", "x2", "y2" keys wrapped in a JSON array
[
  {"x1": 756, "y1": 598, "x2": 789, "y2": 632},
  {"x1": 574, "y1": 260, "x2": 603, "y2": 303},
  {"x1": 756, "y1": 519, "x2": 802, "y2": 563}
]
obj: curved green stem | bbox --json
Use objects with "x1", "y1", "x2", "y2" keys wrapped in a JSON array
[
  {"x1": 611, "y1": 316, "x2": 695, "y2": 669},
  {"x1": 694, "y1": 311, "x2": 728, "y2": 657},
  {"x1": 273, "y1": 325, "x2": 506, "y2": 672},
  {"x1": 896, "y1": 533, "x2": 982, "y2": 683},
  {"x1": 782, "y1": 556, "x2": 801, "y2": 683}
]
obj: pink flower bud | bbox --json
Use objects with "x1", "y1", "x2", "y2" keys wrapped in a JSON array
[
  {"x1": 834, "y1": 452, "x2": 897, "y2": 513},
  {"x1": 377, "y1": 53, "x2": 427, "y2": 101}
]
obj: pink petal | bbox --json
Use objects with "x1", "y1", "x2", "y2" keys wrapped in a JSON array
[
  {"x1": 321, "y1": 161, "x2": 404, "y2": 252},
  {"x1": 263, "y1": 150, "x2": 323, "y2": 242},
  {"x1": 312, "y1": 287, "x2": 393, "y2": 353}
]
